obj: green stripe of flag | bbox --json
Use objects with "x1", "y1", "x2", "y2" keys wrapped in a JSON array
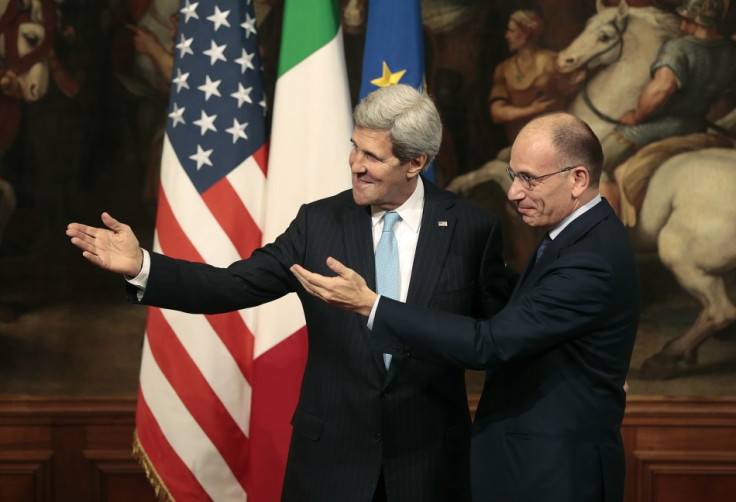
[{"x1": 277, "y1": 0, "x2": 341, "y2": 77}]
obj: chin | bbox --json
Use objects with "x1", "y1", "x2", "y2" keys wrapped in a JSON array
[{"x1": 351, "y1": 192, "x2": 372, "y2": 207}]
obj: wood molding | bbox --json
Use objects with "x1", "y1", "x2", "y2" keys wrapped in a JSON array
[
  {"x1": 2, "y1": 394, "x2": 735, "y2": 420},
  {"x1": 634, "y1": 450, "x2": 736, "y2": 501},
  {"x1": 624, "y1": 396, "x2": 736, "y2": 426},
  {"x1": 470, "y1": 393, "x2": 736, "y2": 424},
  {"x1": 0, "y1": 395, "x2": 137, "y2": 421}
]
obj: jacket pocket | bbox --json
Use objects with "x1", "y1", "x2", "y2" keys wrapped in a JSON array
[{"x1": 291, "y1": 408, "x2": 324, "y2": 441}]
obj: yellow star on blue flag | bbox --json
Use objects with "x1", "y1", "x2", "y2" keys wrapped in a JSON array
[{"x1": 370, "y1": 61, "x2": 407, "y2": 88}]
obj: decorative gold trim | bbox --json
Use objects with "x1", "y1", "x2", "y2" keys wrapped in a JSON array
[{"x1": 132, "y1": 430, "x2": 175, "y2": 502}]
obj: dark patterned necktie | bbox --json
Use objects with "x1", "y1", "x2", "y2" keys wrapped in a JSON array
[{"x1": 535, "y1": 234, "x2": 552, "y2": 264}]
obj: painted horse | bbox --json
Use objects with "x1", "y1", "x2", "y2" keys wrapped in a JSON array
[
  {"x1": 450, "y1": 1, "x2": 736, "y2": 379},
  {"x1": 0, "y1": 0, "x2": 77, "y2": 150}
]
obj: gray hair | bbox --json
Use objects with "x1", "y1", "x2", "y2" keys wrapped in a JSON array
[{"x1": 353, "y1": 84, "x2": 442, "y2": 168}]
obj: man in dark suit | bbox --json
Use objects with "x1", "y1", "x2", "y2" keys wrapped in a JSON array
[
  {"x1": 292, "y1": 112, "x2": 640, "y2": 501},
  {"x1": 66, "y1": 84, "x2": 509, "y2": 501}
]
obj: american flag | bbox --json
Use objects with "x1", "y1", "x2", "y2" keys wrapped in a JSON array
[{"x1": 133, "y1": 0, "x2": 282, "y2": 499}]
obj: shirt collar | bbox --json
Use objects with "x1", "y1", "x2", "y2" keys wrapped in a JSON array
[
  {"x1": 371, "y1": 177, "x2": 425, "y2": 233},
  {"x1": 548, "y1": 193, "x2": 602, "y2": 240}
]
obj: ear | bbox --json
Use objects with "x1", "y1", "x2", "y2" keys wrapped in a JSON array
[
  {"x1": 406, "y1": 155, "x2": 426, "y2": 179},
  {"x1": 570, "y1": 166, "x2": 590, "y2": 197},
  {"x1": 617, "y1": 0, "x2": 629, "y2": 18}
]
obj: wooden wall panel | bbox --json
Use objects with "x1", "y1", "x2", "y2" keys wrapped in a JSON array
[
  {"x1": 84, "y1": 450, "x2": 158, "y2": 502},
  {"x1": 0, "y1": 395, "x2": 734, "y2": 501},
  {"x1": 634, "y1": 451, "x2": 736, "y2": 502},
  {"x1": 0, "y1": 450, "x2": 52, "y2": 502},
  {"x1": 0, "y1": 397, "x2": 157, "y2": 502},
  {"x1": 623, "y1": 397, "x2": 736, "y2": 502}
]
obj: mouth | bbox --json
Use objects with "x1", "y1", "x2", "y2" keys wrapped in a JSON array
[
  {"x1": 353, "y1": 175, "x2": 374, "y2": 186},
  {"x1": 554, "y1": 55, "x2": 578, "y2": 74}
]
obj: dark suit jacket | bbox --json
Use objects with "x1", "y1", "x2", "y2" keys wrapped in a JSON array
[
  {"x1": 373, "y1": 199, "x2": 639, "y2": 502},
  {"x1": 131, "y1": 179, "x2": 508, "y2": 501}
]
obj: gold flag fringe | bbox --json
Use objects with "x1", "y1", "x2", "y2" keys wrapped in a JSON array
[{"x1": 133, "y1": 429, "x2": 176, "y2": 502}]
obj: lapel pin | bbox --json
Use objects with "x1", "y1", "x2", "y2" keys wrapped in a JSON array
[{"x1": 438, "y1": 221, "x2": 448, "y2": 227}]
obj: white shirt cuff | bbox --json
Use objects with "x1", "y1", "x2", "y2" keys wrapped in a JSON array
[
  {"x1": 125, "y1": 249, "x2": 151, "y2": 299},
  {"x1": 367, "y1": 294, "x2": 381, "y2": 330}
]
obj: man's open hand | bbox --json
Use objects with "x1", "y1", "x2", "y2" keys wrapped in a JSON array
[
  {"x1": 291, "y1": 257, "x2": 377, "y2": 317},
  {"x1": 66, "y1": 212, "x2": 143, "y2": 277}
]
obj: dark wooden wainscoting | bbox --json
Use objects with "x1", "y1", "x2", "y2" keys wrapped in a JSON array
[
  {"x1": 0, "y1": 396, "x2": 157, "y2": 502},
  {"x1": 1, "y1": 396, "x2": 735, "y2": 501},
  {"x1": 622, "y1": 397, "x2": 736, "y2": 502}
]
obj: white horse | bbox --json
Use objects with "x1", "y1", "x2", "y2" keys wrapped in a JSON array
[
  {"x1": 446, "y1": 0, "x2": 680, "y2": 194},
  {"x1": 634, "y1": 147, "x2": 736, "y2": 379},
  {"x1": 556, "y1": 0, "x2": 680, "y2": 139},
  {"x1": 0, "y1": 0, "x2": 53, "y2": 101}
]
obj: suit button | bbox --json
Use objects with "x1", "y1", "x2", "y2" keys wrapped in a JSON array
[{"x1": 374, "y1": 433, "x2": 383, "y2": 443}]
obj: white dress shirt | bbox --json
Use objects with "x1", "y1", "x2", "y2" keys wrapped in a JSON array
[
  {"x1": 370, "y1": 178, "x2": 425, "y2": 304},
  {"x1": 367, "y1": 179, "x2": 426, "y2": 327},
  {"x1": 548, "y1": 194, "x2": 602, "y2": 240}
]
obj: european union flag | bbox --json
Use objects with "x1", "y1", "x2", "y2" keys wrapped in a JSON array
[
  {"x1": 358, "y1": 0, "x2": 425, "y2": 99},
  {"x1": 359, "y1": 0, "x2": 433, "y2": 179}
]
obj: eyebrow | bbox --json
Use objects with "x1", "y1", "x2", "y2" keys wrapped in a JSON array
[
  {"x1": 351, "y1": 138, "x2": 388, "y2": 162},
  {"x1": 509, "y1": 166, "x2": 535, "y2": 177}
]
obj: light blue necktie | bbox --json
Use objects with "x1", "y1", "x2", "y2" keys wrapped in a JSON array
[{"x1": 375, "y1": 211, "x2": 401, "y2": 369}]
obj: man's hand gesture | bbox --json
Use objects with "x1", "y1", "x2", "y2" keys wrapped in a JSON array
[
  {"x1": 66, "y1": 212, "x2": 143, "y2": 277},
  {"x1": 291, "y1": 257, "x2": 377, "y2": 317}
]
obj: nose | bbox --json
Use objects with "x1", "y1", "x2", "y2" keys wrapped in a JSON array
[
  {"x1": 349, "y1": 149, "x2": 366, "y2": 173},
  {"x1": 507, "y1": 178, "x2": 524, "y2": 202}
]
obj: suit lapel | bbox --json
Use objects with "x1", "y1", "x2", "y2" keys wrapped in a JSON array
[
  {"x1": 406, "y1": 181, "x2": 456, "y2": 307},
  {"x1": 340, "y1": 198, "x2": 389, "y2": 375},
  {"x1": 341, "y1": 200, "x2": 375, "y2": 290}
]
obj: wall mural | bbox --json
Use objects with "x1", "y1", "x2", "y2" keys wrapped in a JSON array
[{"x1": 1, "y1": 0, "x2": 735, "y2": 397}]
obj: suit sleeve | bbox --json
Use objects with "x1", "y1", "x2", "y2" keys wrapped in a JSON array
[
  {"x1": 131, "y1": 205, "x2": 310, "y2": 314},
  {"x1": 371, "y1": 250, "x2": 615, "y2": 370}
]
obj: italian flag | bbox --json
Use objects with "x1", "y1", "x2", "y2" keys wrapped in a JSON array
[{"x1": 245, "y1": 0, "x2": 353, "y2": 500}]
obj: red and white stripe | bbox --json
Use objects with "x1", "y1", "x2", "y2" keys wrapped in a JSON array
[{"x1": 137, "y1": 136, "x2": 274, "y2": 501}]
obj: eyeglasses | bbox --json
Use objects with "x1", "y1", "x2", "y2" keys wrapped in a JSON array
[{"x1": 505, "y1": 165, "x2": 576, "y2": 190}]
